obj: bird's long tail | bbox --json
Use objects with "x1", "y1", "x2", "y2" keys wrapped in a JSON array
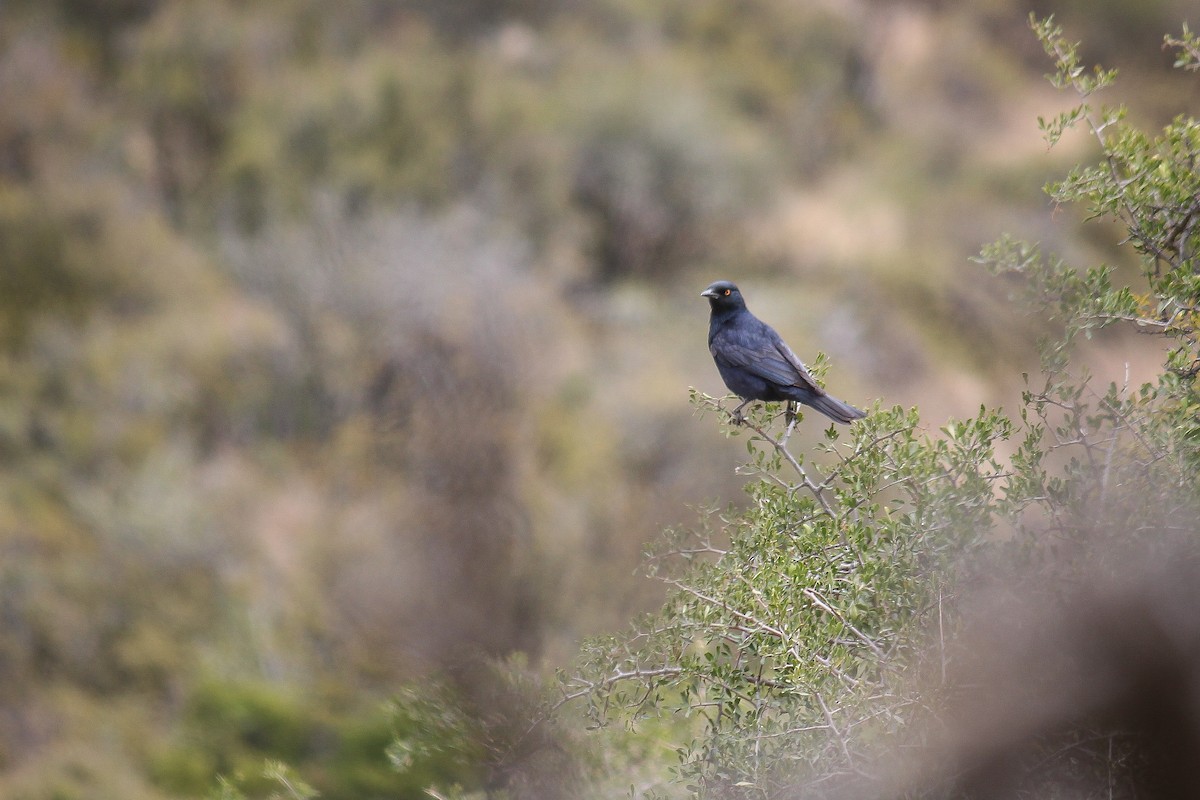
[{"x1": 806, "y1": 393, "x2": 867, "y2": 425}]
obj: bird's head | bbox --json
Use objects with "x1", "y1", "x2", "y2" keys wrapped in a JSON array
[{"x1": 700, "y1": 280, "x2": 745, "y2": 312}]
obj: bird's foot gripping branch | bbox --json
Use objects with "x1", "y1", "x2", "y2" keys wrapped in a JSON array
[
  {"x1": 704, "y1": 393, "x2": 798, "y2": 430},
  {"x1": 701, "y1": 391, "x2": 793, "y2": 431}
]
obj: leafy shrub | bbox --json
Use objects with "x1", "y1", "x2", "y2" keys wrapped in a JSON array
[{"x1": 564, "y1": 17, "x2": 1200, "y2": 796}]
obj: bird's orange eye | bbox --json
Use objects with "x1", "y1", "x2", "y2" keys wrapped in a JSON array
[{"x1": 723, "y1": 289, "x2": 731, "y2": 296}]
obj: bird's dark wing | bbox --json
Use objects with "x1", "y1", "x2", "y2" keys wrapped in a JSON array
[
  {"x1": 771, "y1": 337, "x2": 825, "y2": 395},
  {"x1": 713, "y1": 318, "x2": 824, "y2": 393}
]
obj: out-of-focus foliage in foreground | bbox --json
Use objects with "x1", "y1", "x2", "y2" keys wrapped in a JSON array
[{"x1": 0, "y1": 0, "x2": 1197, "y2": 797}]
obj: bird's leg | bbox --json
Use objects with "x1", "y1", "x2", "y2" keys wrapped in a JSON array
[
  {"x1": 731, "y1": 398, "x2": 753, "y2": 425},
  {"x1": 785, "y1": 401, "x2": 797, "y2": 426}
]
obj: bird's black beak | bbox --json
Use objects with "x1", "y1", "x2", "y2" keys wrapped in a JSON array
[{"x1": 700, "y1": 289, "x2": 719, "y2": 299}]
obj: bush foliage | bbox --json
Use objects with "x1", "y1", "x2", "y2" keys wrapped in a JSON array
[{"x1": 563, "y1": 16, "x2": 1200, "y2": 797}]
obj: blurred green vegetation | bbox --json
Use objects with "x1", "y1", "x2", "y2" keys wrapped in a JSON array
[
  {"x1": 149, "y1": 680, "x2": 455, "y2": 799},
  {"x1": 0, "y1": 0, "x2": 1195, "y2": 796}
]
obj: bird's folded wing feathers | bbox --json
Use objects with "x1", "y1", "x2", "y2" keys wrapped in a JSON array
[
  {"x1": 714, "y1": 330, "x2": 822, "y2": 393},
  {"x1": 772, "y1": 339, "x2": 823, "y2": 393}
]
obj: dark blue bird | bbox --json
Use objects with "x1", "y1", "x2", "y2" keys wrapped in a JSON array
[{"x1": 701, "y1": 280, "x2": 866, "y2": 425}]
